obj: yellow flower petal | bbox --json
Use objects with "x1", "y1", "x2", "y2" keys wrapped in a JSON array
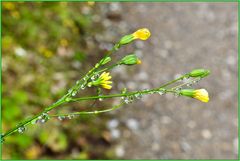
[
  {"x1": 101, "y1": 84, "x2": 112, "y2": 89},
  {"x1": 132, "y1": 28, "x2": 151, "y2": 40},
  {"x1": 193, "y1": 89, "x2": 209, "y2": 103}
]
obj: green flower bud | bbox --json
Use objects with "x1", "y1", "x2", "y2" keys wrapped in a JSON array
[
  {"x1": 95, "y1": 57, "x2": 111, "y2": 68},
  {"x1": 179, "y1": 89, "x2": 195, "y2": 97},
  {"x1": 100, "y1": 56, "x2": 111, "y2": 65},
  {"x1": 119, "y1": 34, "x2": 134, "y2": 45},
  {"x1": 189, "y1": 69, "x2": 210, "y2": 78},
  {"x1": 120, "y1": 54, "x2": 141, "y2": 65}
]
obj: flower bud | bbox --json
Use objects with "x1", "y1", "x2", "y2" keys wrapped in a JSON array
[
  {"x1": 118, "y1": 28, "x2": 151, "y2": 46},
  {"x1": 95, "y1": 57, "x2": 111, "y2": 68},
  {"x1": 99, "y1": 56, "x2": 111, "y2": 65},
  {"x1": 120, "y1": 54, "x2": 141, "y2": 65},
  {"x1": 132, "y1": 28, "x2": 151, "y2": 40},
  {"x1": 180, "y1": 89, "x2": 195, "y2": 97},
  {"x1": 119, "y1": 34, "x2": 134, "y2": 45},
  {"x1": 180, "y1": 89, "x2": 209, "y2": 103},
  {"x1": 189, "y1": 69, "x2": 210, "y2": 78}
]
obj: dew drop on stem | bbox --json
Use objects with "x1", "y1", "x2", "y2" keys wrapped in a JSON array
[
  {"x1": 158, "y1": 89, "x2": 166, "y2": 95},
  {"x1": 71, "y1": 90, "x2": 77, "y2": 96},
  {"x1": 58, "y1": 116, "x2": 65, "y2": 121},
  {"x1": 134, "y1": 93, "x2": 142, "y2": 99},
  {"x1": 18, "y1": 126, "x2": 26, "y2": 133}
]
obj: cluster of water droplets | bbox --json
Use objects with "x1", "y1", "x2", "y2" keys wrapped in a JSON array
[
  {"x1": 173, "y1": 87, "x2": 182, "y2": 97},
  {"x1": 157, "y1": 88, "x2": 166, "y2": 95},
  {"x1": 31, "y1": 113, "x2": 50, "y2": 125},
  {"x1": 17, "y1": 126, "x2": 26, "y2": 133},
  {"x1": 57, "y1": 114, "x2": 76, "y2": 121},
  {"x1": 181, "y1": 76, "x2": 202, "y2": 87}
]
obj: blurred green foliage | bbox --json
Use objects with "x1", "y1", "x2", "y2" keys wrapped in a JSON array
[{"x1": 2, "y1": 2, "x2": 115, "y2": 159}]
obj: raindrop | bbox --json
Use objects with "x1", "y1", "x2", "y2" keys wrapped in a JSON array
[
  {"x1": 175, "y1": 87, "x2": 182, "y2": 91},
  {"x1": 58, "y1": 116, "x2": 65, "y2": 121},
  {"x1": 87, "y1": 83, "x2": 92, "y2": 87},
  {"x1": 91, "y1": 75, "x2": 96, "y2": 80},
  {"x1": 134, "y1": 93, "x2": 142, "y2": 99},
  {"x1": 67, "y1": 114, "x2": 75, "y2": 119},
  {"x1": 80, "y1": 84, "x2": 86, "y2": 90},
  {"x1": 18, "y1": 126, "x2": 26, "y2": 133},
  {"x1": 123, "y1": 96, "x2": 134, "y2": 104},
  {"x1": 158, "y1": 89, "x2": 166, "y2": 95},
  {"x1": 174, "y1": 91, "x2": 180, "y2": 97},
  {"x1": 123, "y1": 97, "x2": 130, "y2": 104},
  {"x1": 76, "y1": 80, "x2": 80, "y2": 84},
  {"x1": 187, "y1": 82, "x2": 193, "y2": 87},
  {"x1": 68, "y1": 89, "x2": 73, "y2": 93},
  {"x1": 31, "y1": 119, "x2": 37, "y2": 124},
  {"x1": 99, "y1": 98, "x2": 103, "y2": 101},
  {"x1": 71, "y1": 90, "x2": 77, "y2": 96},
  {"x1": 36, "y1": 113, "x2": 50, "y2": 124}
]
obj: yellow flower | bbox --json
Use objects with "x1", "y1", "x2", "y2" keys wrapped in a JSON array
[
  {"x1": 90, "y1": 72, "x2": 112, "y2": 89},
  {"x1": 193, "y1": 89, "x2": 209, "y2": 103},
  {"x1": 99, "y1": 72, "x2": 112, "y2": 89},
  {"x1": 132, "y1": 28, "x2": 151, "y2": 40},
  {"x1": 180, "y1": 88, "x2": 209, "y2": 103}
]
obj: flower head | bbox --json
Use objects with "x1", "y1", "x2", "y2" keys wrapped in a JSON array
[
  {"x1": 120, "y1": 54, "x2": 141, "y2": 65},
  {"x1": 193, "y1": 89, "x2": 209, "y2": 103},
  {"x1": 180, "y1": 89, "x2": 209, "y2": 103},
  {"x1": 132, "y1": 28, "x2": 151, "y2": 40},
  {"x1": 119, "y1": 28, "x2": 151, "y2": 45},
  {"x1": 90, "y1": 72, "x2": 112, "y2": 89},
  {"x1": 189, "y1": 69, "x2": 210, "y2": 78}
]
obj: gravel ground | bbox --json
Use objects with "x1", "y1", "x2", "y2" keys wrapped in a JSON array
[{"x1": 97, "y1": 2, "x2": 238, "y2": 159}]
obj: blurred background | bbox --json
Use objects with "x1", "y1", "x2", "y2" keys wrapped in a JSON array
[{"x1": 1, "y1": 2, "x2": 238, "y2": 159}]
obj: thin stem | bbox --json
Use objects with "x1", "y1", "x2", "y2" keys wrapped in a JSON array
[
  {"x1": 71, "y1": 74, "x2": 190, "y2": 102},
  {"x1": 1, "y1": 43, "x2": 121, "y2": 141},
  {"x1": 2, "y1": 96, "x2": 66, "y2": 139},
  {"x1": 49, "y1": 102, "x2": 125, "y2": 117},
  {"x1": 50, "y1": 78, "x2": 200, "y2": 118}
]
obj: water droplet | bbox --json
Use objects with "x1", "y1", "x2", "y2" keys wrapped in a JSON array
[
  {"x1": 18, "y1": 126, "x2": 26, "y2": 133},
  {"x1": 174, "y1": 91, "x2": 180, "y2": 97},
  {"x1": 36, "y1": 113, "x2": 50, "y2": 124},
  {"x1": 158, "y1": 89, "x2": 166, "y2": 95},
  {"x1": 65, "y1": 97, "x2": 71, "y2": 102},
  {"x1": 94, "y1": 111, "x2": 98, "y2": 114},
  {"x1": 80, "y1": 85, "x2": 85, "y2": 90},
  {"x1": 187, "y1": 82, "x2": 193, "y2": 87},
  {"x1": 87, "y1": 83, "x2": 92, "y2": 87},
  {"x1": 67, "y1": 114, "x2": 75, "y2": 119},
  {"x1": 175, "y1": 87, "x2": 182, "y2": 91},
  {"x1": 123, "y1": 96, "x2": 134, "y2": 104},
  {"x1": 123, "y1": 97, "x2": 130, "y2": 104},
  {"x1": 31, "y1": 119, "x2": 37, "y2": 124},
  {"x1": 68, "y1": 89, "x2": 73, "y2": 93},
  {"x1": 99, "y1": 98, "x2": 103, "y2": 101},
  {"x1": 76, "y1": 80, "x2": 80, "y2": 84},
  {"x1": 58, "y1": 116, "x2": 65, "y2": 121},
  {"x1": 71, "y1": 90, "x2": 77, "y2": 96},
  {"x1": 134, "y1": 93, "x2": 142, "y2": 99},
  {"x1": 91, "y1": 75, "x2": 96, "y2": 80}
]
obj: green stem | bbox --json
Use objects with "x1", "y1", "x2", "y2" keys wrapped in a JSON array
[
  {"x1": 1, "y1": 43, "x2": 121, "y2": 141},
  {"x1": 1, "y1": 95, "x2": 67, "y2": 139},
  {"x1": 50, "y1": 102, "x2": 125, "y2": 117}
]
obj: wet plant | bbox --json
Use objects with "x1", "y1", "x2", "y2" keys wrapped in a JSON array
[{"x1": 1, "y1": 28, "x2": 211, "y2": 142}]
